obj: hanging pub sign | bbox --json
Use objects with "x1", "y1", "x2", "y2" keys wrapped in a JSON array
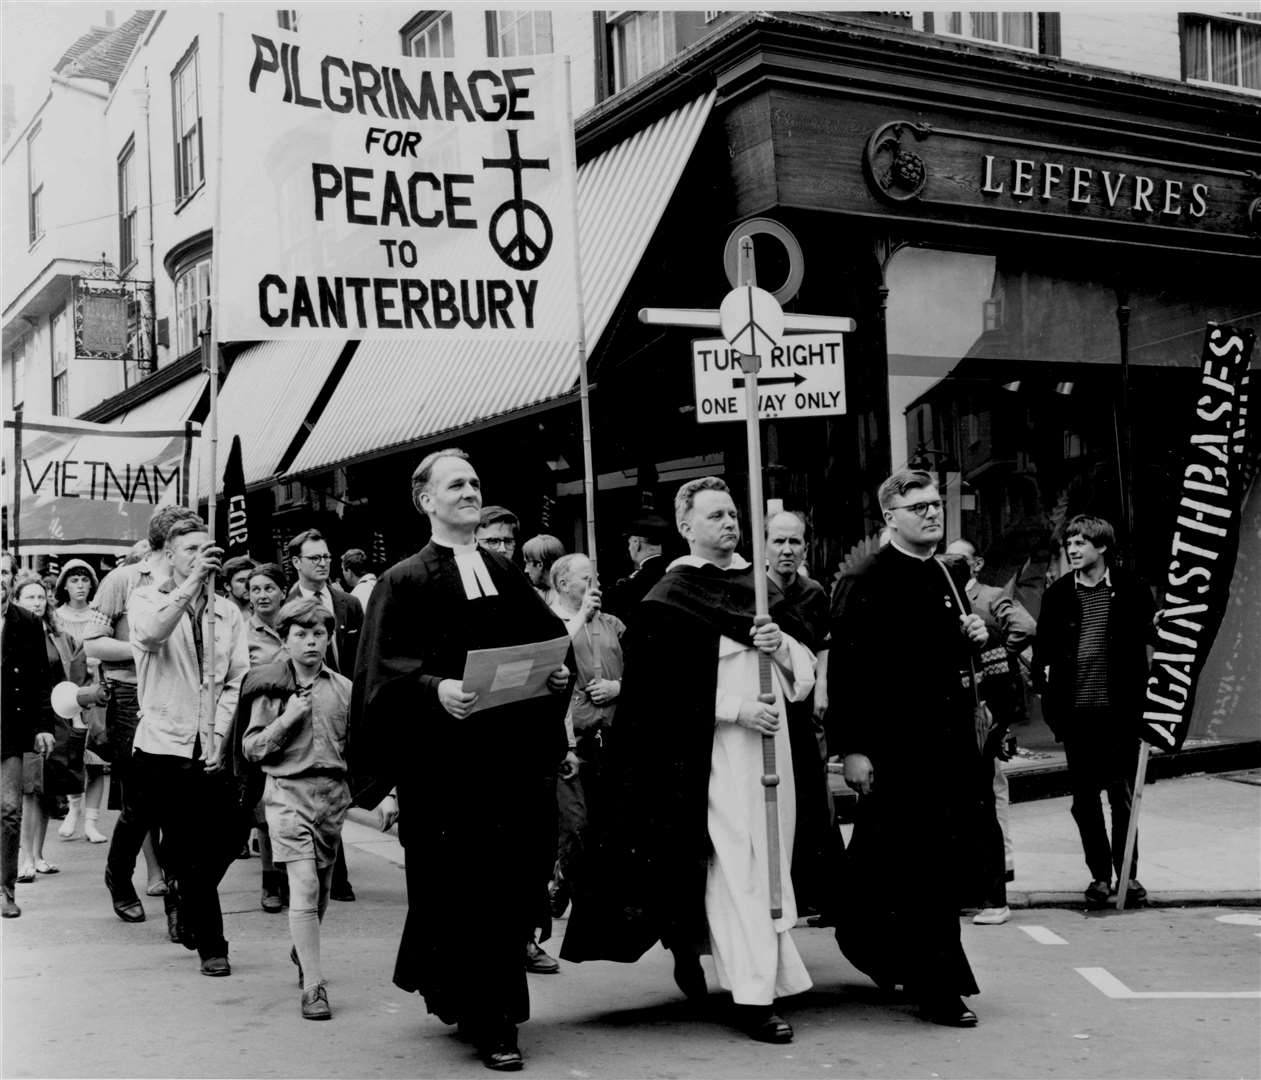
[
  {"x1": 72, "y1": 274, "x2": 154, "y2": 361},
  {"x1": 1142, "y1": 323, "x2": 1254, "y2": 752},
  {"x1": 3, "y1": 413, "x2": 198, "y2": 555},
  {"x1": 216, "y1": 17, "x2": 579, "y2": 343}
]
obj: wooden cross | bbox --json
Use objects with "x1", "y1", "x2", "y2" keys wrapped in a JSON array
[{"x1": 639, "y1": 235, "x2": 855, "y2": 918}]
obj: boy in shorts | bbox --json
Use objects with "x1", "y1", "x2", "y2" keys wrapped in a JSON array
[{"x1": 242, "y1": 597, "x2": 351, "y2": 1020}]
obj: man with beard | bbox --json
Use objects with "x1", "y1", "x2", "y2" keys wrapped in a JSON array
[
  {"x1": 827, "y1": 469, "x2": 989, "y2": 1027},
  {"x1": 563, "y1": 478, "x2": 820, "y2": 1044},
  {"x1": 352, "y1": 448, "x2": 571, "y2": 1071}
]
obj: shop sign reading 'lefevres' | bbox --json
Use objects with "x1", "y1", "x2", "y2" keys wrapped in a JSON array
[
  {"x1": 863, "y1": 121, "x2": 1260, "y2": 241},
  {"x1": 217, "y1": 23, "x2": 578, "y2": 342}
]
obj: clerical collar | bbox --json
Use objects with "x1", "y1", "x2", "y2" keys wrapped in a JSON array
[
  {"x1": 430, "y1": 536, "x2": 479, "y2": 554},
  {"x1": 431, "y1": 539, "x2": 499, "y2": 599},
  {"x1": 889, "y1": 538, "x2": 936, "y2": 562},
  {"x1": 669, "y1": 552, "x2": 751, "y2": 572}
]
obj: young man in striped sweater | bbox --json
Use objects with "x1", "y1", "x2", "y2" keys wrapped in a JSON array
[{"x1": 1033, "y1": 515, "x2": 1155, "y2": 908}]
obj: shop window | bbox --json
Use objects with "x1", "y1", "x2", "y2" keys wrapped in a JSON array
[
  {"x1": 9, "y1": 335, "x2": 28, "y2": 408},
  {"x1": 402, "y1": 11, "x2": 454, "y2": 57},
  {"x1": 51, "y1": 307, "x2": 71, "y2": 416},
  {"x1": 486, "y1": 10, "x2": 552, "y2": 57},
  {"x1": 607, "y1": 11, "x2": 711, "y2": 91},
  {"x1": 921, "y1": 11, "x2": 1060, "y2": 55},
  {"x1": 171, "y1": 40, "x2": 204, "y2": 204},
  {"x1": 174, "y1": 257, "x2": 211, "y2": 357},
  {"x1": 118, "y1": 139, "x2": 137, "y2": 273},
  {"x1": 27, "y1": 124, "x2": 43, "y2": 245},
  {"x1": 884, "y1": 243, "x2": 1260, "y2": 594},
  {"x1": 1182, "y1": 13, "x2": 1261, "y2": 93},
  {"x1": 277, "y1": 9, "x2": 300, "y2": 32}
]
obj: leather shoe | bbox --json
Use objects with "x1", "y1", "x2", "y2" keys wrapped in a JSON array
[
  {"x1": 736, "y1": 1005, "x2": 793, "y2": 1043},
  {"x1": 301, "y1": 983, "x2": 332, "y2": 1020},
  {"x1": 200, "y1": 955, "x2": 231, "y2": 977},
  {"x1": 330, "y1": 882, "x2": 356, "y2": 902},
  {"x1": 671, "y1": 947, "x2": 708, "y2": 1001},
  {"x1": 482, "y1": 1042, "x2": 524, "y2": 1071},
  {"x1": 165, "y1": 893, "x2": 196, "y2": 950},
  {"x1": 1084, "y1": 879, "x2": 1111, "y2": 906},
  {"x1": 105, "y1": 871, "x2": 145, "y2": 923},
  {"x1": 919, "y1": 996, "x2": 978, "y2": 1027},
  {"x1": 524, "y1": 939, "x2": 559, "y2": 974},
  {"x1": 1, "y1": 892, "x2": 20, "y2": 919}
]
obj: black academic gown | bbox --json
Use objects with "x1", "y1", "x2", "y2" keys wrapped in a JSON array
[
  {"x1": 827, "y1": 545, "x2": 986, "y2": 1000},
  {"x1": 351, "y1": 542, "x2": 569, "y2": 1029},
  {"x1": 561, "y1": 559, "x2": 846, "y2": 965}
]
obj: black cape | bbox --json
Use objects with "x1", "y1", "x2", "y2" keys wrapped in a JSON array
[
  {"x1": 827, "y1": 545, "x2": 986, "y2": 999},
  {"x1": 561, "y1": 559, "x2": 846, "y2": 964},
  {"x1": 351, "y1": 542, "x2": 569, "y2": 1027}
]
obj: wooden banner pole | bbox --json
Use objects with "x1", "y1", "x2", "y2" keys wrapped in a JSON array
[{"x1": 1115, "y1": 741, "x2": 1150, "y2": 910}]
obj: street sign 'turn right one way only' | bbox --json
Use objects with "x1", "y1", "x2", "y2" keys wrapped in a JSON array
[{"x1": 692, "y1": 332, "x2": 847, "y2": 423}]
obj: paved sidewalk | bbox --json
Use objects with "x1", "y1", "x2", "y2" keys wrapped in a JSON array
[
  {"x1": 1001, "y1": 771, "x2": 1261, "y2": 909},
  {"x1": 346, "y1": 771, "x2": 1261, "y2": 913}
]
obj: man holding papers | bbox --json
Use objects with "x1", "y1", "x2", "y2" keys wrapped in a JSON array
[{"x1": 352, "y1": 448, "x2": 571, "y2": 1072}]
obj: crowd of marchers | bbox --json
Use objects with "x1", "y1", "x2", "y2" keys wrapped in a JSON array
[{"x1": 1, "y1": 454, "x2": 1162, "y2": 1071}]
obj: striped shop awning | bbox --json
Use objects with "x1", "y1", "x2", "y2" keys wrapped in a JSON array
[
  {"x1": 285, "y1": 91, "x2": 716, "y2": 477},
  {"x1": 195, "y1": 340, "x2": 344, "y2": 498},
  {"x1": 110, "y1": 373, "x2": 207, "y2": 429}
]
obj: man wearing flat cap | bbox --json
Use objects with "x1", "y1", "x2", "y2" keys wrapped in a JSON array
[{"x1": 603, "y1": 514, "x2": 670, "y2": 624}]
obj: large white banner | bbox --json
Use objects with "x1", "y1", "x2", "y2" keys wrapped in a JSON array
[{"x1": 217, "y1": 26, "x2": 579, "y2": 343}]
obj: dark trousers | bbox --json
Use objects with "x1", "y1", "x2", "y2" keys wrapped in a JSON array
[
  {"x1": 104, "y1": 684, "x2": 161, "y2": 893},
  {"x1": 1064, "y1": 720, "x2": 1140, "y2": 883},
  {"x1": 555, "y1": 729, "x2": 606, "y2": 893},
  {"x1": 131, "y1": 749, "x2": 242, "y2": 959},
  {"x1": 1, "y1": 754, "x2": 23, "y2": 895}
]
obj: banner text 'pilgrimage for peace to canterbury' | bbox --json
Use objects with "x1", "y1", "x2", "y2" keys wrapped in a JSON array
[{"x1": 216, "y1": 18, "x2": 579, "y2": 343}]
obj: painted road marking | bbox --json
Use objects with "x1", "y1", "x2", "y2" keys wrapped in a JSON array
[
  {"x1": 1076, "y1": 967, "x2": 1261, "y2": 1000},
  {"x1": 1215, "y1": 913, "x2": 1261, "y2": 927},
  {"x1": 1020, "y1": 926, "x2": 1068, "y2": 945}
]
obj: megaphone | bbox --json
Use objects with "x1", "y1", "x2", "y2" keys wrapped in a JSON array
[{"x1": 51, "y1": 681, "x2": 84, "y2": 721}]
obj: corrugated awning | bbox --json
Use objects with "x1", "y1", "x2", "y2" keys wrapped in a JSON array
[
  {"x1": 196, "y1": 340, "x2": 343, "y2": 498},
  {"x1": 285, "y1": 91, "x2": 715, "y2": 477},
  {"x1": 111, "y1": 373, "x2": 207, "y2": 429}
]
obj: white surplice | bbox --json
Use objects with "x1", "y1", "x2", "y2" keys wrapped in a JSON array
[{"x1": 670, "y1": 555, "x2": 817, "y2": 1005}]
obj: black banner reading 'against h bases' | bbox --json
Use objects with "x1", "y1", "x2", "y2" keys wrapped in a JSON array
[{"x1": 1143, "y1": 323, "x2": 1254, "y2": 752}]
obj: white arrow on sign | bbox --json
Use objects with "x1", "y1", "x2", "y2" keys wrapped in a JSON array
[{"x1": 692, "y1": 332, "x2": 846, "y2": 424}]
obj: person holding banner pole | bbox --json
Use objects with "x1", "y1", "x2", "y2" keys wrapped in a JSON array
[
  {"x1": 1031, "y1": 516, "x2": 1153, "y2": 909},
  {"x1": 127, "y1": 515, "x2": 249, "y2": 976},
  {"x1": 563, "y1": 478, "x2": 820, "y2": 1044},
  {"x1": 88, "y1": 507, "x2": 201, "y2": 926}
]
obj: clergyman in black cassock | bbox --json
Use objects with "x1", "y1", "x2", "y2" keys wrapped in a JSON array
[
  {"x1": 826, "y1": 469, "x2": 989, "y2": 1028},
  {"x1": 351, "y1": 449, "x2": 570, "y2": 1070}
]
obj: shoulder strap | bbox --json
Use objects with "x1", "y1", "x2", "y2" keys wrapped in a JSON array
[{"x1": 935, "y1": 557, "x2": 980, "y2": 705}]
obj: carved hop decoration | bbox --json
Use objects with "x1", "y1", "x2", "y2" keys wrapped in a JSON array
[{"x1": 890, "y1": 150, "x2": 925, "y2": 192}]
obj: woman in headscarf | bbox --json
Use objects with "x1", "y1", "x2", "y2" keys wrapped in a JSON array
[{"x1": 51, "y1": 560, "x2": 109, "y2": 843}]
